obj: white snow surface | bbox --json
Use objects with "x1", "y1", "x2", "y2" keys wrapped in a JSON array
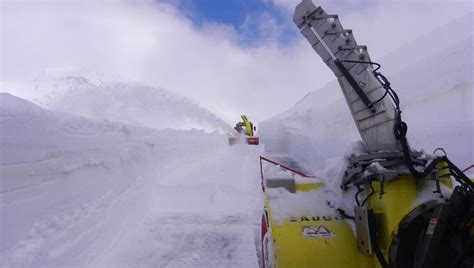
[
  {"x1": 0, "y1": 93, "x2": 263, "y2": 267},
  {"x1": 4, "y1": 76, "x2": 233, "y2": 134},
  {"x1": 266, "y1": 188, "x2": 337, "y2": 224},
  {"x1": 260, "y1": 13, "x2": 474, "y2": 171}
]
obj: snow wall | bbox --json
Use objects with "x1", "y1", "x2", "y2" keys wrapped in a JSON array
[
  {"x1": 0, "y1": 93, "x2": 229, "y2": 263},
  {"x1": 4, "y1": 77, "x2": 232, "y2": 134}
]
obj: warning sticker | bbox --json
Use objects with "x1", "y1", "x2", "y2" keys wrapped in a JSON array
[{"x1": 302, "y1": 225, "x2": 336, "y2": 238}]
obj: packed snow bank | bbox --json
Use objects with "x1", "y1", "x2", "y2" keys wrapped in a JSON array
[
  {"x1": 4, "y1": 76, "x2": 232, "y2": 133},
  {"x1": 260, "y1": 13, "x2": 473, "y2": 171},
  {"x1": 0, "y1": 92, "x2": 223, "y2": 248},
  {"x1": 0, "y1": 93, "x2": 263, "y2": 267}
]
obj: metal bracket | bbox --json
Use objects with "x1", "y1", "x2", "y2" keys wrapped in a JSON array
[
  {"x1": 265, "y1": 178, "x2": 296, "y2": 193},
  {"x1": 355, "y1": 206, "x2": 372, "y2": 255},
  {"x1": 342, "y1": 151, "x2": 429, "y2": 188}
]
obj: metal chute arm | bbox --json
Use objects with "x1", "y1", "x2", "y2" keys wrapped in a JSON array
[{"x1": 294, "y1": 0, "x2": 401, "y2": 152}]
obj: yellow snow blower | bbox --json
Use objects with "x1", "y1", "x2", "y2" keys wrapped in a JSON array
[
  {"x1": 260, "y1": 1, "x2": 474, "y2": 267},
  {"x1": 229, "y1": 115, "x2": 259, "y2": 145}
]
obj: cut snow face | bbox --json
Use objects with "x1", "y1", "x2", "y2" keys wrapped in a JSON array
[
  {"x1": 260, "y1": 13, "x2": 473, "y2": 170},
  {"x1": 0, "y1": 93, "x2": 264, "y2": 267},
  {"x1": 5, "y1": 76, "x2": 233, "y2": 133}
]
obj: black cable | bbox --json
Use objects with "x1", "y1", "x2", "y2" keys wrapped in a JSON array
[
  {"x1": 337, "y1": 208, "x2": 355, "y2": 220},
  {"x1": 368, "y1": 209, "x2": 390, "y2": 268},
  {"x1": 343, "y1": 58, "x2": 474, "y2": 193},
  {"x1": 370, "y1": 87, "x2": 389, "y2": 105},
  {"x1": 339, "y1": 59, "x2": 381, "y2": 72},
  {"x1": 339, "y1": 60, "x2": 396, "y2": 107},
  {"x1": 341, "y1": 58, "x2": 473, "y2": 268},
  {"x1": 355, "y1": 187, "x2": 364, "y2": 206},
  {"x1": 341, "y1": 60, "x2": 473, "y2": 192},
  {"x1": 384, "y1": 73, "x2": 474, "y2": 192},
  {"x1": 361, "y1": 184, "x2": 375, "y2": 206},
  {"x1": 445, "y1": 158, "x2": 474, "y2": 192},
  {"x1": 335, "y1": 59, "x2": 376, "y2": 112},
  {"x1": 375, "y1": 65, "x2": 474, "y2": 193}
]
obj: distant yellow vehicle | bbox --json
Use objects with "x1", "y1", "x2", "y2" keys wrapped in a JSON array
[{"x1": 229, "y1": 115, "x2": 259, "y2": 145}]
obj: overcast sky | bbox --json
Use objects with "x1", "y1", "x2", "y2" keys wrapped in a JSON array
[{"x1": 1, "y1": 0, "x2": 472, "y2": 124}]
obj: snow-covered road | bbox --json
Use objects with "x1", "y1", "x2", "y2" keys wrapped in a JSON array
[
  {"x1": 0, "y1": 94, "x2": 263, "y2": 267},
  {"x1": 96, "y1": 145, "x2": 263, "y2": 267}
]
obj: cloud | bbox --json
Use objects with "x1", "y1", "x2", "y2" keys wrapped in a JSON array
[
  {"x1": 1, "y1": 0, "x2": 472, "y2": 124},
  {"x1": 269, "y1": 0, "x2": 473, "y2": 57}
]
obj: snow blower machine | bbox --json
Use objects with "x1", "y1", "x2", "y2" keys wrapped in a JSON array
[
  {"x1": 229, "y1": 115, "x2": 259, "y2": 145},
  {"x1": 260, "y1": 1, "x2": 474, "y2": 267}
]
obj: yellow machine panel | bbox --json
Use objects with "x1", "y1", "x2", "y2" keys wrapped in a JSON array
[
  {"x1": 269, "y1": 214, "x2": 373, "y2": 267},
  {"x1": 262, "y1": 175, "x2": 429, "y2": 268}
]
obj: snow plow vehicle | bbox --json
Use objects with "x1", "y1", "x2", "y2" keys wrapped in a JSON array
[
  {"x1": 229, "y1": 115, "x2": 259, "y2": 145},
  {"x1": 260, "y1": 1, "x2": 474, "y2": 267}
]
